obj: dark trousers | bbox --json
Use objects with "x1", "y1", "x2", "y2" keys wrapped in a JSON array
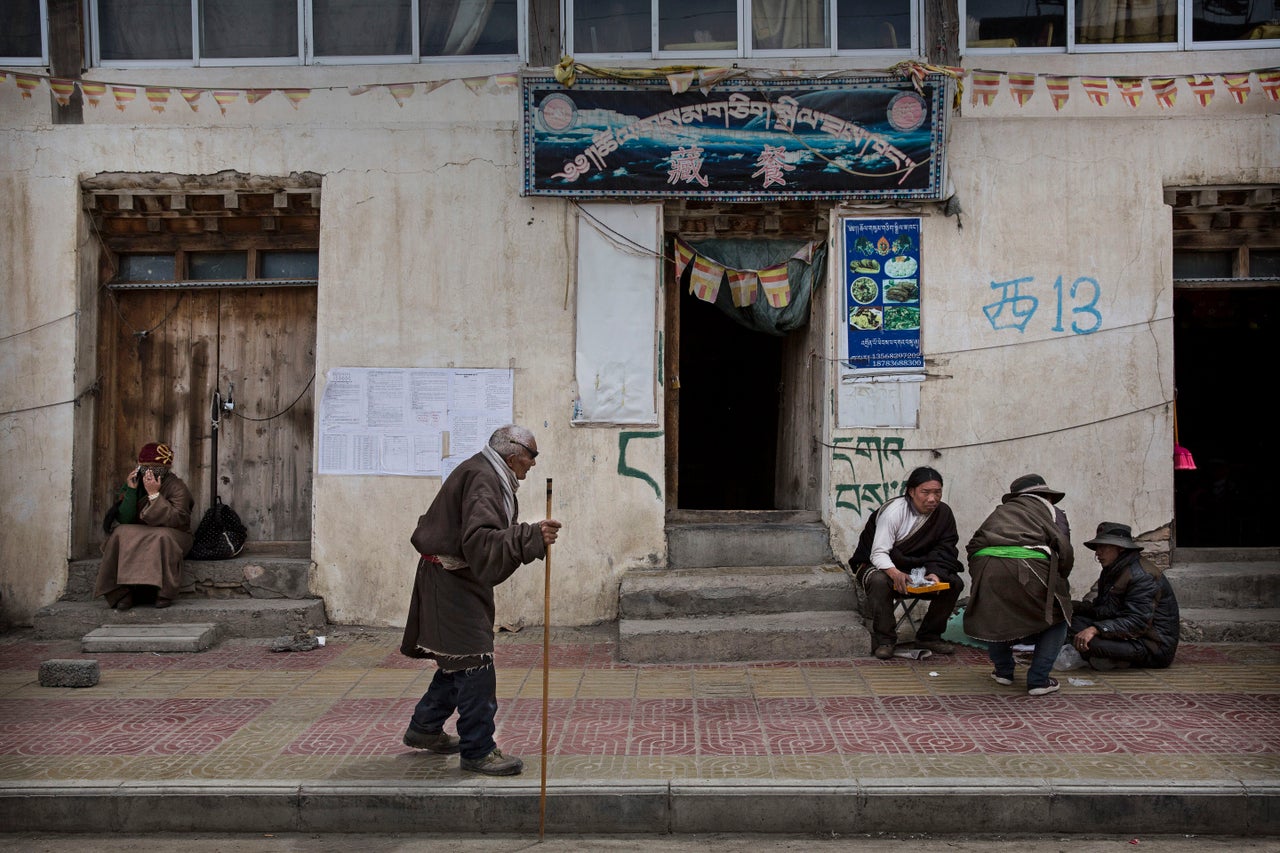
[
  {"x1": 409, "y1": 661, "x2": 498, "y2": 760},
  {"x1": 1069, "y1": 614, "x2": 1168, "y2": 668},
  {"x1": 863, "y1": 569, "x2": 963, "y2": 647}
]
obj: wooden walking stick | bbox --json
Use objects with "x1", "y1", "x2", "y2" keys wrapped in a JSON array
[{"x1": 539, "y1": 477, "x2": 552, "y2": 839}]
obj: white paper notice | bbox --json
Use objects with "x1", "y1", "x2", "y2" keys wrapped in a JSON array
[{"x1": 318, "y1": 367, "x2": 513, "y2": 476}]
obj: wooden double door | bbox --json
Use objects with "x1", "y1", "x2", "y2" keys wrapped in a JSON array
[{"x1": 91, "y1": 286, "x2": 316, "y2": 551}]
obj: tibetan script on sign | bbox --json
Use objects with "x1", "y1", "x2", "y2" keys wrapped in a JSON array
[{"x1": 520, "y1": 75, "x2": 950, "y2": 201}]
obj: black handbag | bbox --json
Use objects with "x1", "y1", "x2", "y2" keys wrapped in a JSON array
[{"x1": 187, "y1": 496, "x2": 248, "y2": 560}]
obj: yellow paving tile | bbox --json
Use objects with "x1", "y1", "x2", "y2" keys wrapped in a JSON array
[
  {"x1": 635, "y1": 668, "x2": 693, "y2": 698},
  {"x1": 578, "y1": 669, "x2": 638, "y2": 698},
  {"x1": 692, "y1": 668, "x2": 752, "y2": 697},
  {"x1": 621, "y1": 755, "x2": 700, "y2": 779},
  {"x1": 748, "y1": 668, "x2": 811, "y2": 698},
  {"x1": 770, "y1": 754, "x2": 851, "y2": 780},
  {"x1": 516, "y1": 668, "x2": 581, "y2": 699},
  {"x1": 803, "y1": 666, "x2": 871, "y2": 697},
  {"x1": 859, "y1": 668, "x2": 932, "y2": 695}
]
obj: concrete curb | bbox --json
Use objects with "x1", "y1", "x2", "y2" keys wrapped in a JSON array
[{"x1": 2, "y1": 779, "x2": 1275, "y2": 835}]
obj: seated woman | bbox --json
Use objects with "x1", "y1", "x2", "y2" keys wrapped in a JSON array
[
  {"x1": 1069, "y1": 522, "x2": 1179, "y2": 670},
  {"x1": 94, "y1": 442, "x2": 194, "y2": 610},
  {"x1": 848, "y1": 466, "x2": 964, "y2": 659}
]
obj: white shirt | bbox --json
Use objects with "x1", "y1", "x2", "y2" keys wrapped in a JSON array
[{"x1": 869, "y1": 495, "x2": 931, "y2": 571}]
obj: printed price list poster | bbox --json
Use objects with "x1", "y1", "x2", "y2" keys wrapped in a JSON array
[
  {"x1": 318, "y1": 367, "x2": 513, "y2": 477},
  {"x1": 841, "y1": 216, "x2": 924, "y2": 375}
]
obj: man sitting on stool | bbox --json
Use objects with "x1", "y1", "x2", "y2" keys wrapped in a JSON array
[
  {"x1": 848, "y1": 466, "x2": 964, "y2": 659},
  {"x1": 1070, "y1": 522, "x2": 1180, "y2": 671}
]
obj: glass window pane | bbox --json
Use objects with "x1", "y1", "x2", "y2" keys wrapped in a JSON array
[
  {"x1": 313, "y1": 0, "x2": 410, "y2": 56},
  {"x1": 98, "y1": 0, "x2": 193, "y2": 61},
  {"x1": 422, "y1": 0, "x2": 518, "y2": 56},
  {"x1": 659, "y1": 0, "x2": 737, "y2": 51},
  {"x1": 1173, "y1": 251, "x2": 1233, "y2": 279},
  {"x1": 963, "y1": 0, "x2": 1064, "y2": 48},
  {"x1": 1075, "y1": 0, "x2": 1176, "y2": 45},
  {"x1": 1193, "y1": 0, "x2": 1280, "y2": 42},
  {"x1": 118, "y1": 254, "x2": 177, "y2": 282},
  {"x1": 0, "y1": 0, "x2": 43, "y2": 58},
  {"x1": 202, "y1": 0, "x2": 298, "y2": 59},
  {"x1": 753, "y1": 0, "x2": 828, "y2": 50},
  {"x1": 574, "y1": 0, "x2": 650, "y2": 53},
  {"x1": 189, "y1": 252, "x2": 248, "y2": 280},
  {"x1": 1252, "y1": 250, "x2": 1280, "y2": 278},
  {"x1": 259, "y1": 251, "x2": 319, "y2": 278},
  {"x1": 839, "y1": 0, "x2": 911, "y2": 49}
]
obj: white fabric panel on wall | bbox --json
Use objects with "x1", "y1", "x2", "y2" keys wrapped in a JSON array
[{"x1": 574, "y1": 203, "x2": 660, "y2": 425}]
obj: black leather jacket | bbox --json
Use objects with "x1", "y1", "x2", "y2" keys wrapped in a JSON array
[{"x1": 1076, "y1": 550, "x2": 1180, "y2": 665}]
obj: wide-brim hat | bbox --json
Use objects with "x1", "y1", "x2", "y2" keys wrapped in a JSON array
[
  {"x1": 1002, "y1": 473, "x2": 1065, "y2": 504},
  {"x1": 1084, "y1": 522, "x2": 1143, "y2": 551}
]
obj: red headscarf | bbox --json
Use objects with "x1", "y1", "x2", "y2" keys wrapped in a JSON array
[{"x1": 137, "y1": 443, "x2": 174, "y2": 465}]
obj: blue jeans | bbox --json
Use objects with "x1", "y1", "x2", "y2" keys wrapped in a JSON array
[
  {"x1": 409, "y1": 661, "x2": 498, "y2": 760},
  {"x1": 986, "y1": 621, "x2": 1068, "y2": 689}
]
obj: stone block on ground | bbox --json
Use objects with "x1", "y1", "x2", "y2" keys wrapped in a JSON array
[
  {"x1": 38, "y1": 659, "x2": 100, "y2": 688},
  {"x1": 81, "y1": 623, "x2": 222, "y2": 653}
]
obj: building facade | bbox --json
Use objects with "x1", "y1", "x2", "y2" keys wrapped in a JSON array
[{"x1": 1, "y1": 1, "x2": 1276, "y2": 629}]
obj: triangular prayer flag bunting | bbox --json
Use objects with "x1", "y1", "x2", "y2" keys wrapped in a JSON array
[
  {"x1": 970, "y1": 71, "x2": 1001, "y2": 106},
  {"x1": 697, "y1": 68, "x2": 737, "y2": 94},
  {"x1": 667, "y1": 71, "x2": 696, "y2": 94},
  {"x1": 494, "y1": 73, "x2": 518, "y2": 88},
  {"x1": 145, "y1": 87, "x2": 171, "y2": 112},
  {"x1": 1150, "y1": 78, "x2": 1177, "y2": 108},
  {"x1": 213, "y1": 90, "x2": 240, "y2": 114},
  {"x1": 1222, "y1": 74, "x2": 1251, "y2": 104},
  {"x1": 282, "y1": 88, "x2": 310, "y2": 109},
  {"x1": 1259, "y1": 71, "x2": 1280, "y2": 101},
  {"x1": 0, "y1": 71, "x2": 7, "y2": 84},
  {"x1": 462, "y1": 76, "x2": 488, "y2": 94},
  {"x1": 674, "y1": 239, "x2": 695, "y2": 282},
  {"x1": 1046, "y1": 76, "x2": 1070, "y2": 111},
  {"x1": 245, "y1": 88, "x2": 273, "y2": 105},
  {"x1": 348, "y1": 84, "x2": 374, "y2": 96},
  {"x1": 791, "y1": 241, "x2": 815, "y2": 263},
  {"x1": 758, "y1": 263, "x2": 791, "y2": 308},
  {"x1": 422, "y1": 80, "x2": 449, "y2": 96},
  {"x1": 387, "y1": 83, "x2": 416, "y2": 106},
  {"x1": 727, "y1": 269, "x2": 759, "y2": 308},
  {"x1": 689, "y1": 254, "x2": 724, "y2": 304},
  {"x1": 14, "y1": 73, "x2": 41, "y2": 98},
  {"x1": 49, "y1": 78, "x2": 77, "y2": 106},
  {"x1": 1116, "y1": 78, "x2": 1143, "y2": 108},
  {"x1": 1008, "y1": 72, "x2": 1036, "y2": 106},
  {"x1": 80, "y1": 81, "x2": 106, "y2": 107},
  {"x1": 111, "y1": 85, "x2": 137, "y2": 111},
  {"x1": 1186, "y1": 76, "x2": 1215, "y2": 107},
  {"x1": 1081, "y1": 77, "x2": 1110, "y2": 107},
  {"x1": 180, "y1": 88, "x2": 203, "y2": 111}
]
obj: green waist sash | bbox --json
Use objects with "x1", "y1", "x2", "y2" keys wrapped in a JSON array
[{"x1": 972, "y1": 545, "x2": 1048, "y2": 560}]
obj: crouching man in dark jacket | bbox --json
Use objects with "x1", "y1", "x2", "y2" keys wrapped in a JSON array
[{"x1": 1069, "y1": 522, "x2": 1180, "y2": 671}]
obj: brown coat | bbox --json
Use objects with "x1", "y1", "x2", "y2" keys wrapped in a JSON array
[
  {"x1": 963, "y1": 494, "x2": 1074, "y2": 642},
  {"x1": 400, "y1": 451, "x2": 545, "y2": 665},
  {"x1": 95, "y1": 474, "x2": 194, "y2": 601}
]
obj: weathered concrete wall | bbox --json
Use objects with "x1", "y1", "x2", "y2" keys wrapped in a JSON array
[{"x1": 1, "y1": 51, "x2": 1275, "y2": 627}]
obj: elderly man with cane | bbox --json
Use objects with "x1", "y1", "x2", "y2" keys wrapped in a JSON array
[{"x1": 400, "y1": 424, "x2": 562, "y2": 775}]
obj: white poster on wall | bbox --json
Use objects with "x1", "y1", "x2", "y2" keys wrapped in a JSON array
[
  {"x1": 573, "y1": 203, "x2": 660, "y2": 425},
  {"x1": 318, "y1": 367, "x2": 513, "y2": 477}
]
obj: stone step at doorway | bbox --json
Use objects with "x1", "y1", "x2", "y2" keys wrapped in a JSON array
[{"x1": 1167, "y1": 547, "x2": 1280, "y2": 642}]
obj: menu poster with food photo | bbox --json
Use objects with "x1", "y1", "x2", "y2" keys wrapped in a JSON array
[{"x1": 840, "y1": 217, "x2": 923, "y2": 375}]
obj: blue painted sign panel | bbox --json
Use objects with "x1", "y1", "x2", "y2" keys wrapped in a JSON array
[{"x1": 842, "y1": 217, "x2": 923, "y2": 373}]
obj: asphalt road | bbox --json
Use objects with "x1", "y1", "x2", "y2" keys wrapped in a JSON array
[{"x1": 1, "y1": 834, "x2": 1277, "y2": 852}]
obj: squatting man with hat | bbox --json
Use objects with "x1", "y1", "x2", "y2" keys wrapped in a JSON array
[
  {"x1": 399, "y1": 424, "x2": 561, "y2": 776},
  {"x1": 1069, "y1": 522, "x2": 1180, "y2": 671}
]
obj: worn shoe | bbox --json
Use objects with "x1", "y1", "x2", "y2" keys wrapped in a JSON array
[
  {"x1": 873, "y1": 644, "x2": 895, "y2": 660},
  {"x1": 402, "y1": 727, "x2": 461, "y2": 754},
  {"x1": 916, "y1": 639, "x2": 957, "y2": 655},
  {"x1": 154, "y1": 597, "x2": 173, "y2": 609},
  {"x1": 991, "y1": 672, "x2": 1014, "y2": 686},
  {"x1": 461, "y1": 748, "x2": 524, "y2": 776},
  {"x1": 1027, "y1": 678, "x2": 1060, "y2": 696},
  {"x1": 113, "y1": 593, "x2": 134, "y2": 611}
]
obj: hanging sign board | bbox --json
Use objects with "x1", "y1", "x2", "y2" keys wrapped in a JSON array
[
  {"x1": 840, "y1": 217, "x2": 923, "y2": 375},
  {"x1": 521, "y1": 75, "x2": 951, "y2": 201}
]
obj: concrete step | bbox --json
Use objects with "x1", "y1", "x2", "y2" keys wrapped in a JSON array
[
  {"x1": 619, "y1": 564, "x2": 854, "y2": 619},
  {"x1": 1179, "y1": 607, "x2": 1280, "y2": 643},
  {"x1": 1165, "y1": 561, "x2": 1280, "y2": 609},
  {"x1": 32, "y1": 598, "x2": 326, "y2": 641},
  {"x1": 666, "y1": 514, "x2": 835, "y2": 569},
  {"x1": 618, "y1": 610, "x2": 870, "y2": 663},
  {"x1": 64, "y1": 541, "x2": 312, "y2": 601},
  {"x1": 81, "y1": 623, "x2": 222, "y2": 653}
]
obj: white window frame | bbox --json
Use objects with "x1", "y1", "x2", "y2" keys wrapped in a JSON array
[
  {"x1": 960, "y1": 0, "x2": 1279, "y2": 55},
  {"x1": 0, "y1": 0, "x2": 49, "y2": 66},
  {"x1": 564, "y1": 0, "x2": 919, "y2": 60},
  {"x1": 87, "y1": 0, "x2": 525, "y2": 68}
]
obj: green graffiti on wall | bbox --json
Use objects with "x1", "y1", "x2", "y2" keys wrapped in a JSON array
[
  {"x1": 833, "y1": 435, "x2": 906, "y2": 517},
  {"x1": 619, "y1": 430, "x2": 663, "y2": 500}
]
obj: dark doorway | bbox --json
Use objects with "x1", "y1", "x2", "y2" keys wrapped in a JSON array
[
  {"x1": 1173, "y1": 286, "x2": 1278, "y2": 546},
  {"x1": 676, "y1": 285, "x2": 782, "y2": 509}
]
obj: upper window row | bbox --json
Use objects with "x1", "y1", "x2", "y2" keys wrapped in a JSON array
[{"x1": 1, "y1": 0, "x2": 1275, "y2": 66}]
